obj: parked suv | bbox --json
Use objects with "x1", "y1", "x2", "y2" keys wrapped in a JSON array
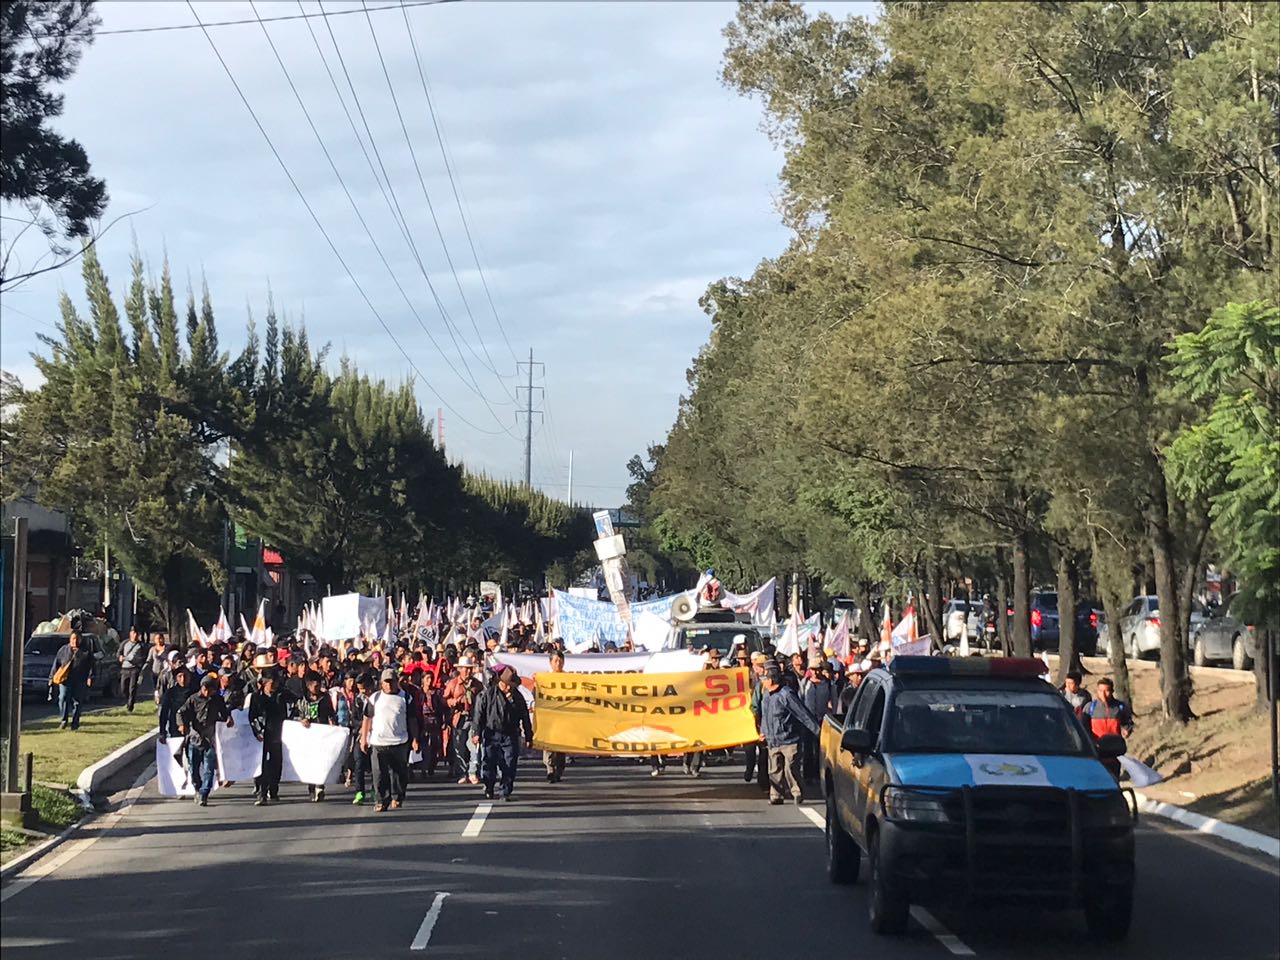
[
  {"x1": 21, "y1": 632, "x2": 120, "y2": 699},
  {"x1": 1030, "y1": 591, "x2": 1060, "y2": 650}
]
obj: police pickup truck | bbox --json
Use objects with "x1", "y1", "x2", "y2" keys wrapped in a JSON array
[{"x1": 820, "y1": 657, "x2": 1135, "y2": 940}]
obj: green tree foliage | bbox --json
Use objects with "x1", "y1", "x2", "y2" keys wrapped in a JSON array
[
  {"x1": 1166, "y1": 300, "x2": 1279, "y2": 700},
  {"x1": 1, "y1": 1, "x2": 107, "y2": 288},
  {"x1": 6, "y1": 247, "x2": 235, "y2": 638},
  {"x1": 648, "y1": 1, "x2": 1277, "y2": 720},
  {"x1": 5, "y1": 247, "x2": 591, "y2": 630}
]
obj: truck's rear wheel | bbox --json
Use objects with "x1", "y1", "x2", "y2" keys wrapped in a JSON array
[
  {"x1": 825, "y1": 792, "x2": 860, "y2": 884},
  {"x1": 867, "y1": 830, "x2": 908, "y2": 934},
  {"x1": 1232, "y1": 636, "x2": 1253, "y2": 671},
  {"x1": 1085, "y1": 884, "x2": 1133, "y2": 941}
]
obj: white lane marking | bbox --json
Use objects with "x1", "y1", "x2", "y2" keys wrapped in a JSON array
[
  {"x1": 409, "y1": 891, "x2": 450, "y2": 951},
  {"x1": 798, "y1": 805, "x2": 825, "y2": 830},
  {"x1": 2, "y1": 762, "x2": 154, "y2": 904},
  {"x1": 796, "y1": 801, "x2": 976, "y2": 956},
  {"x1": 461, "y1": 802, "x2": 493, "y2": 838},
  {"x1": 911, "y1": 906, "x2": 976, "y2": 956}
]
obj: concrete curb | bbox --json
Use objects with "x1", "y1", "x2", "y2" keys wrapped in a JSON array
[
  {"x1": 1135, "y1": 792, "x2": 1280, "y2": 859},
  {"x1": 0, "y1": 819, "x2": 83, "y2": 881},
  {"x1": 75, "y1": 730, "x2": 155, "y2": 796}
]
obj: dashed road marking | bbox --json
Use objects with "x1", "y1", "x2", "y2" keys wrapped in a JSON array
[
  {"x1": 461, "y1": 801, "x2": 493, "y2": 838},
  {"x1": 409, "y1": 891, "x2": 450, "y2": 951},
  {"x1": 795, "y1": 800, "x2": 976, "y2": 956}
]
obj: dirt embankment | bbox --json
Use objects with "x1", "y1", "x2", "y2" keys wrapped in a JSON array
[{"x1": 1071, "y1": 656, "x2": 1278, "y2": 838}]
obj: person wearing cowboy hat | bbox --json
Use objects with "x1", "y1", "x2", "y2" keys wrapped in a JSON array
[
  {"x1": 838, "y1": 659, "x2": 873, "y2": 716},
  {"x1": 470, "y1": 665, "x2": 532, "y2": 801},
  {"x1": 249, "y1": 669, "x2": 290, "y2": 804}
]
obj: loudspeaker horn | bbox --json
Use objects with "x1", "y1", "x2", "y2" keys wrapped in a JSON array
[{"x1": 671, "y1": 593, "x2": 698, "y2": 622}]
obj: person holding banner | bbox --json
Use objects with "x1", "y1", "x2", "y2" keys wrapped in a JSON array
[
  {"x1": 760, "y1": 665, "x2": 822, "y2": 806},
  {"x1": 542, "y1": 651, "x2": 567, "y2": 783},
  {"x1": 293, "y1": 672, "x2": 338, "y2": 801},
  {"x1": 471, "y1": 666, "x2": 532, "y2": 801},
  {"x1": 249, "y1": 670, "x2": 290, "y2": 805}
]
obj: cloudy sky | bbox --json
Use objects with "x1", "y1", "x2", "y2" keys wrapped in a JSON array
[{"x1": 1, "y1": 0, "x2": 875, "y2": 506}]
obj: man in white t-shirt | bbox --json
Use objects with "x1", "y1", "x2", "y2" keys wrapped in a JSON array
[{"x1": 360, "y1": 669, "x2": 421, "y2": 812}]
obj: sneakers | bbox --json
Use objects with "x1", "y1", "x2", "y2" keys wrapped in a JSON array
[
  {"x1": 255, "y1": 796, "x2": 266, "y2": 807},
  {"x1": 315, "y1": 787, "x2": 325, "y2": 802},
  {"x1": 483, "y1": 787, "x2": 495, "y2": 800},
  {"x1": 650, "y1": 768, "x2": 662, "y2": 778},
  {"x1": 193, "y1": 795, "x2": 203, "y2": 807},
  {"x1": 546, "y1": 772, "x2": 555, "y2": 783},
  {"x1": 198, "y1": 796, "x2": 209, "y2": 807},
  {"x1": 743, "y1": 771, "x2": 752, "y2": 783},
  {"x1": 353, "y1": 791, "x2": 366, "y2": 805}
]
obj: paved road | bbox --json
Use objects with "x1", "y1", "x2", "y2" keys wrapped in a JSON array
[{"x1": 2, "y1": 758, "x2": 1276, "y2": 959}]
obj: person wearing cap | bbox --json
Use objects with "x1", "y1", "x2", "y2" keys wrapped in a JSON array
[
  {"x1": 361, "y1": 669, "x2": 421, "y2": 812},
  {"x1": 800, "y1": 657, "x2": 834, "y2": 783},
  {"x1": 541, "y1": 650, "x2": 567, "y2": 783},
  {"x1": 217, "y1": 667, "x2": 246, "y2": 710},
  {"x1": 158, "y1": 662, "x2": 197, "y2": 742},
  {"x1": 177, "y1": 674, "x2": 235, "y2": 807},
  {"x1": 249, "y1": 669, "x2": 291, "y2": 804},
  {"x1": 470, "y1": 665, "x2": 532, "y2": 801},
  {"x1": 444, "y1": 655, "x2": 484, "y2": 784},
  {"x1": 292, "y1": 671, "x2": 338, "y2": 801},
  {"x1": 759, "y1": 665, "x2": 822, "y2": 806}
]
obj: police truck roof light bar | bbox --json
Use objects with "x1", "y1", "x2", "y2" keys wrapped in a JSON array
[{"x1": 888, "y1": 656, "x2": 1046, "y2": 678}]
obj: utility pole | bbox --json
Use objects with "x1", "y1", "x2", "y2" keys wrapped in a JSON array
[
  {"x1": 568, "y1": 449, "x2": 574, "y2": 505},
  {"x1": 436, "y1": 407, "x2": 444, "y2": 453},
  {"x1": 515, "y1": 349, "x2": 543, "y2": 489}
]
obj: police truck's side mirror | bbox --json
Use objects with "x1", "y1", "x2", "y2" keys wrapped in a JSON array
[
  {"x1": 1095, "y1": 734, "x2": 1127, "y2": 759},
  {"x1": 841, "y1": 727, "x2": 873, "y2": 755}
]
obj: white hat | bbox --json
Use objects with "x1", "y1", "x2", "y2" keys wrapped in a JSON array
[{"x1": 457, "y1": 656, "x2": 476, "y2": 668}]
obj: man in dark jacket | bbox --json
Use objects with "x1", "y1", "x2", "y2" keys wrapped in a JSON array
[
  {"x1": 117, "y1": 627, "x2": 148, "y2": 712},
  {"x1": 177, "y1": 675, "x2": 235, "y2": 806},
  {"x1": 249, "y1": 670, "x2": 291, "y2": 805},
  {"x1": 471, "y1": 666, "x2": 532, "y2": 801},
  {"x1": 50, "y1": 631, "x2": 95, "y2": 730},
  {"x1": 159, "y1": 663, "x2": 197, "y2": 740},
  {"x1": 760, "y1": 666, "x2": 821, "y2": 806}
]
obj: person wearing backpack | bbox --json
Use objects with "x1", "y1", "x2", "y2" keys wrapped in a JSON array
[{"x1": 360, "y1": 669, "x2": 421, "y2": 812}]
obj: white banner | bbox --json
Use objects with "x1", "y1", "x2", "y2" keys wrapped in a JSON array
[
  {"x1": 280, "y1": 720, "x2": 350, "y2": 785},
  {"x1": 215, "y1": 708, "x2": 261, "y2": 782},
  {"x1": 719, "y1": 577, "x2": 777, "y2": 625},
  {"x1": 156, "y1": 739, "x2": 195, "y2": 797},
  {"x1": 320, "y1": 593, "x2": 386, "y2": 641}
]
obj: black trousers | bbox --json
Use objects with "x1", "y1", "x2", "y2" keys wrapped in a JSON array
[
  {"x1": 256, "y1": 738, "x2": 283, "y2": 798},
  {"x1": 373, "y1": 742, "x2": 411, "y2": 804},
  {"x1": 120, "y1": 668, "x2": 141, "y2": 710}
]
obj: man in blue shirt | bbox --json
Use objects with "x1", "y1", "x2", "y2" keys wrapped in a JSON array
[{"x1": 759, "y1": 664, "x2": 822, "y2": 806}]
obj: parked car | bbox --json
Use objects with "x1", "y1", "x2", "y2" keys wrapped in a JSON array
[
  {"x1": 1075, "y1": 601, "x2": 1104, "y2": 656},
  {"x1": 1191, "y1": 593, "x2": 1258, "y2": 670},
  {"x1": 1118, "y1": 596, "x2": 1161, "y2": 659},
  {"x1": 943, "y1": 599, "x2": 982, "y2": 643},
  {"x1": 21, "y1": 632, "x2": 120, "y2": 699},
  {"x1": 1030, "y1": 591, "x2": 1060, "y2": 650},
  {"x1": 1096, "y1": 620, "x2": 1111, "y2": 657}
]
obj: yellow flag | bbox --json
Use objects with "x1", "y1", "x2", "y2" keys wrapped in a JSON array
[{"x1": 532, "y1": 668, "x2": 758, "y2": 756}]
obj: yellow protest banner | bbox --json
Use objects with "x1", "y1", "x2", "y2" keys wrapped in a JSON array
[{"x1": 532, "y1": 668, "x2": 758, "y2": 756}]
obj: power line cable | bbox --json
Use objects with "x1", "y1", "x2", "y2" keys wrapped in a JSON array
[
  {"x1": 247, "y1": 0, "x2": 516, "y2": 437},
  {"x1": 186, "y1": 0, "x2": 504, "y2": 438},
  {"x1": 81, "y1": 1, "x2": 455, "y2": 36},
  {"x1": 400, "y1": 0, "x2": 520, "y2": 367},
  {"x1": 359, "y1": 1, "x2": 512, "y2": 389},
  {"x1": 315, "y1": 1, "x2": 511, "y2": 411}
]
